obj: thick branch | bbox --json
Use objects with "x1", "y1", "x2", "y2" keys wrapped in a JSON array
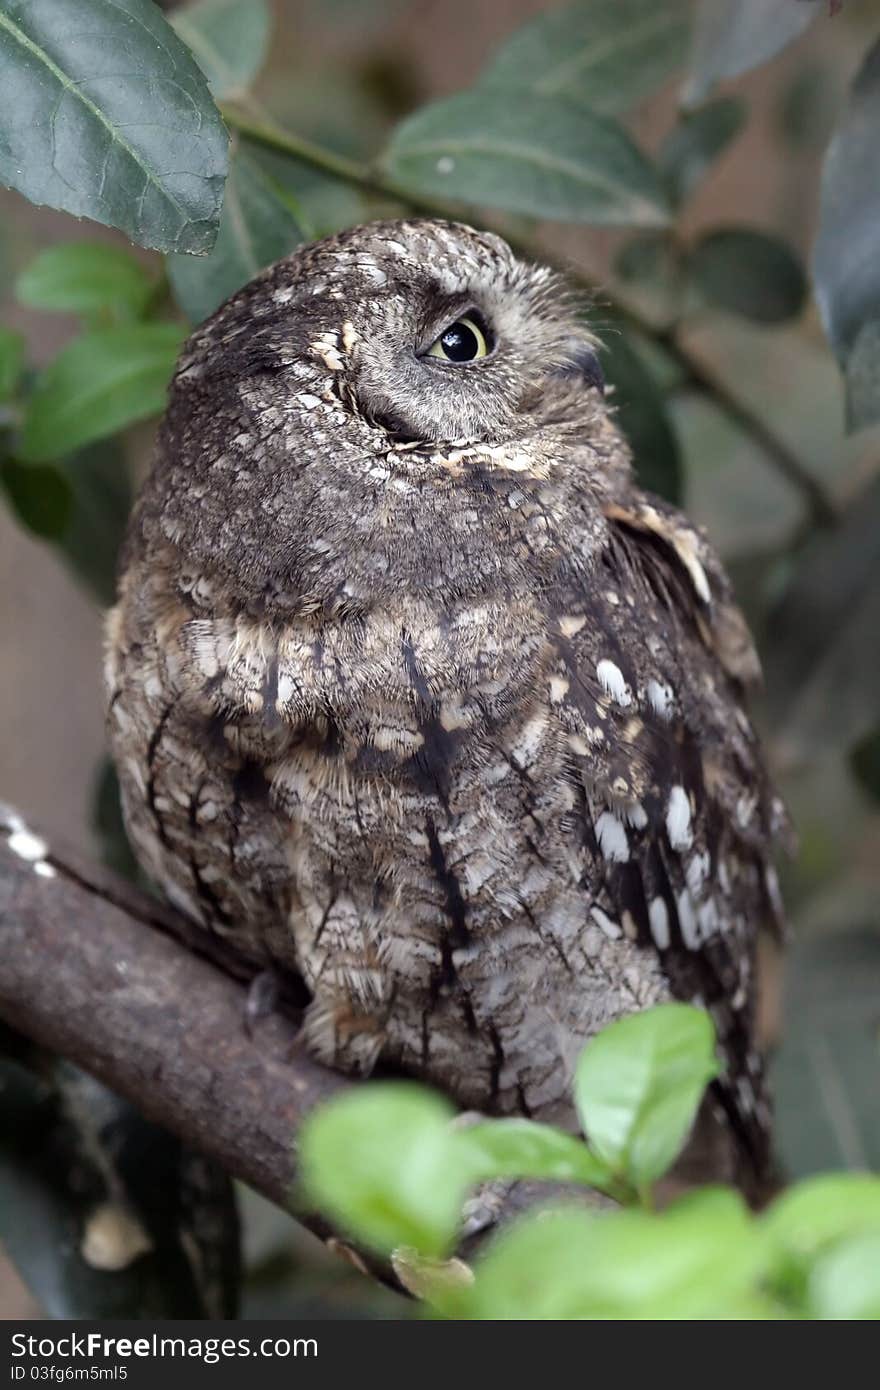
[{"x1": 0, "y1": 805, "x2": 345, "y2": 1225}]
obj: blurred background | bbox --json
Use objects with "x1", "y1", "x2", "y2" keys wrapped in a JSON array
[{"x1": 1, "y1": 0, "x2": 878, "y2": 1317}]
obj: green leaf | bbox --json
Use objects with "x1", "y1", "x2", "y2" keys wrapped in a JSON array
[
  {"x1": 384, "y1": 90, "x2": 671, "y2": 227},
  {"x1": 600, "y1": 329, "x2": 683, "y2": 502},
  {"x1": 660, "y1": 96, "x2": 746, "y2": 204},
  {"x1": 0, "y1": 0, "x2": 228, "y2": 254},
  {"x1": 298, "y1": 1084, "x2": 465, "y2": 1258},
  {"x1": 808, "y1": 1232, "x2": 880, "y2": 1320},
  {"x1": 168, "y1": 149, "x2": 304, "y2": 325},
  {"x1": 689, "y1": 229, "x2": 806, "y2": 324},
  {"x1": 172, "y1": 0, "x2": 271, "y2": 100},
  {"x1": 15, "y1": 243, "x2": 155, "y2": 321},
  {"x1": 20, "y1": 323, "x2": 185, "y2": 463},
  {"x1": 481, "y1": 0, "x2": 691, "y2": 117},
  {"x1": 683, "y1": 0, "x2": 820, "y2": 108},
  {"x1": 763, "y1": 479, "x2": 880, "y2": 757},
  {"x1": 813, "y1": 38, "x2": 880, "y2": 430},
  {"x1": 55, "y1": 439, "x2": 132, "y2": 606},
  {"x1": 461, "y1": 1189, "x2": 763, "y2": 1320},
  {"x1": 0, "y1": 458, "x2": 73, "y2": 540},
  {"x1": 573, "y1": 1003, "x2": 719, "y2": 1188},
  {"x1": 763, "y1": 1173, "x2": 880, "y2": 1285},
  {"x1": 850, "y1": 726, "x2": 880, "y2": 804},
  {"x1": 457, "y1": 1119, "x2": 616, "y2": 1192},
  {"x1": 843, "y1": 317, "x2": 880, "y2": 432},
  {"x1": 0, "y1": 325, "x2": 24, "y2": 400},
  {"x1": 92, "y1": 760, "x2": 139, "y2": 881}
]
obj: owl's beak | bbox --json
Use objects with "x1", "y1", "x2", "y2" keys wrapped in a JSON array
[{"x1": 554, "y1": 340, "x2": 605, "y2": 395}]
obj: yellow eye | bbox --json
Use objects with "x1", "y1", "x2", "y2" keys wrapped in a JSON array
[{"x1": 426, "y1": 315, "x2": 491, "y2": 363}]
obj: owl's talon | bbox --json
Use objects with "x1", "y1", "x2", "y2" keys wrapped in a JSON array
[{"x1": 244, "y1": 968, "x2": 282, "y2": 1037}]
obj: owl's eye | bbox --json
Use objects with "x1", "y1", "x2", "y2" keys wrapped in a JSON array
[{"x1": 426, "y1": 314, "x2": 491, "y2": 363}]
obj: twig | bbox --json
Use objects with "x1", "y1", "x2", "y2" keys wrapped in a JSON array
[{"x1": 220, "y1": 103, "x2": 837, "y2": 528}]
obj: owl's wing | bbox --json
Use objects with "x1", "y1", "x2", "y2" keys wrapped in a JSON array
[{"x1": 546, "y1": 494, "x2": 789, "y2": 1178}]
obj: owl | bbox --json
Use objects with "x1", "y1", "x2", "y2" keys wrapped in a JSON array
[{"x1": 106, "y1": 219, "x2": 788, "y2": 1195}]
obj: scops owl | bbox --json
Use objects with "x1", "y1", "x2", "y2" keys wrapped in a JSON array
[{"x1": 106, "y1": 219, "x2": 788, "y2": 1194}]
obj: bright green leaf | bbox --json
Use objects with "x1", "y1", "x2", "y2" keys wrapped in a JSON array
[
  {"x1": 168, "y1": 150, "x2": 304, "y2": 325},
  {"x1": 808, "y1": 1231, "x2": 880, "y2": 1320},
  {"x1": 574, "y1": 1003, "x2": 719, "y2": 1188},
  {"x1": 298, "y1": 1084, "x2": 465, "y2": 1258},
  {"x1": 660, "y1": 96, "x2": 746, "y2": 204},
  {"x1": 600, "y1": 329, "x2": 683, "y2": 502},
  {"x1": 683, "y1": 0, "x2": 820, "y2": 108},
  {"x1": 462, "y1": 1189, "x2": 763, "y2": 1320},
  {"x1": 481, "y1": 0, "x2": 691, "y2": 117},
  {"x1": 456, "y1": 1119, "x2": 616, "y2": 1193},
  {"x1": 20, "y1": 323, "x2": 185, "y2": 463},
  {"x1": 15, "y1": 243, "x2": 155, "y2": 321},
  {"x1": 172, "y1": 0, "x2": 271, "y2": 100},
  {"x1": 0, "y1": 325, "x2": 24, "y2": 400},
  {"x1": 384, "y1": 90, "x2": 671, "y2": 227},
  {"x1": 0, "y1": 458, "x2": 72, "y2": 539},
  {"x1": 0, "y1": 0, "x2": 228, "y2": 254},
  {"x1": 689, "y1": 229, "x2": 806, "y2": 324},
  {"x1": 763, "y1": 1173, "x2": 880, "y2": 1289}
]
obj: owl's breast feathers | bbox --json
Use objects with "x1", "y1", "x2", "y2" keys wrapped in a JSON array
[{"x1": 107, "y1": 479, "x2": 788, "y2": 1186}]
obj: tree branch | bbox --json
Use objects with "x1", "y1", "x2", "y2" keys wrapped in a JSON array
[
  {"x1": 220, "y1": 103, "x2": 837, "y2": 529},
  {"x1": 0, "y1": 803, "x2": 345, "y2": 1229}
]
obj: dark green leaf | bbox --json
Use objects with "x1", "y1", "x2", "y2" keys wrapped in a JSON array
[
  {"x1": 772, "y1": 929, "x2": 880, "y2": 1178},
  {"x1": 298, "y1": 1084, "x2": 465, "y2": 1257},
  {"x1": 850, "y1": 726, "x2": 880, "y2": 804},
  {"x1": 0, "y1": 0, "x2": 228, "y2": 254},
  {"x1": 814, "y1": 38, "x2": 880, "y2": 430},
  {"x1": 92, "y1": 759, "x2": 139, "y2": 880},
  {"x1": 54, "y1": 439, "x2": 132, "y2": 606},
  {"x1": 457, "y1": 1119, "x2": 616, "y2": 1192},
  {"x1": 0, "y1": 325, "x2": 24, "y2": 399},
  {"x1": 384, "y1": 90, "x2": 671, "y2": 227},
  {"x1": 481, "y1": 0, "x2": 691, "y2": 117},
  {"x1": 15, "y1": 243, "x2": 155, "y2": 320},
  {"x1": 600, "y1": 330, "x2": 683, "y2": 502},
  {"x1": 843, "y1": 316, "x2": 880, "y2": 433},
  {"x1": 763, "y1": 479, "x2": 880, "y2": 755},
  {"x1": 172, "y1": 0, "x2": 271, "y2": 100},
  {"x1": 0, "y1": 1054, "x2": 240, "y2": 1318},
  {"x1": 0, "y1": 458, "x2": 72, "y2": 539},
  {"x1": 660, "y1": 96, "x2": 746, "y2": 204},
  {"x1": 168, "y1": 150, "x2": 304, "y2": 325},
  {"x1": 683, "y1": 0, "x2": 819, "y2": 108},
  {"x1": 614, "y1": 232, "x2": 675, "y2": 288},
  {"x1": 461, "y1": 1189, "x2": 763, "y2": 1320},
  {"x1": 574, "y1": 1004, "x2": 719, "y2": 1188},
  {"x1": 689, "y1": 229, "x2": 806, "y2": 324},
  {"x1": 20, "y1": 323, "x2": 185, "y2": 462},
  {"x1": 808, "y1": 1232, "x2": 880, "y2": 1320}
]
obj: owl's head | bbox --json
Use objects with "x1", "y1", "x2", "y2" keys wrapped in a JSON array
[{"x1": 145, "y1": 220, "x2": 621, "y2": 609}]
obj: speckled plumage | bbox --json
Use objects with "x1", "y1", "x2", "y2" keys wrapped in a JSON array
[{"x1": 106, "y1": 219, "x2": 788, "y2": 1190}]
